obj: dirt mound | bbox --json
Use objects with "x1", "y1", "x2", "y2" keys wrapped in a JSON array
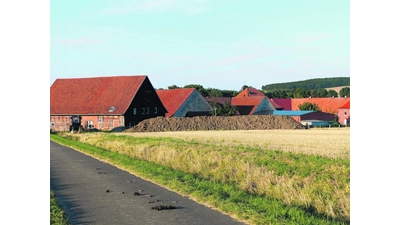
[{"x1": 125, "y1": 115, "x2": 305, "y2": 132}]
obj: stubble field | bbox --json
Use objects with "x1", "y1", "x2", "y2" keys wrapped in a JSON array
[
  {"x1": 120, "y1": 128, "x2": 350, "y2": 160},
  {"x1": 55, "y1": 127, "x2": 350, "y2": 224}
]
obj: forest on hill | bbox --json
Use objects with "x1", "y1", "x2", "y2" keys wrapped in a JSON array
[
  {"x1": 261, "y1": 77, "x2": 350, "y2": 91},
  {"x1": 164, "y1": 77, "x2": 350, "y2": 99}
]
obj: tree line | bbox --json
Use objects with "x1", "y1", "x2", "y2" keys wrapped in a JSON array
[
  {"x1": 261, "y1": 77, "x2": 350, "y2": 91},
  {"x1": 159, "y1": 83, "x2": 350, "y2": 98}
]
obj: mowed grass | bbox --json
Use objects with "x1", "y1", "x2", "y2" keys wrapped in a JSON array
[{"x1": 51, "y1": 128, "x2": 350, "y2": 225}]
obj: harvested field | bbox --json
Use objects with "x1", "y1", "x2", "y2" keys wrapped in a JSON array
[
  {"x1": 121, "y1": 128, "x2": 350, "y2": 160},
  {"x1": 125, "y1": 115, "x2": 305, "y2": 132}
]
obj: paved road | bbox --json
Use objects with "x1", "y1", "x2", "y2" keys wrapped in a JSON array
[{"x1": 50, "y1": 141, "x2": 247, "y2": 225}]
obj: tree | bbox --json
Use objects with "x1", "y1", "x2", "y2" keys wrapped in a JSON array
[
  {"x1": 339, "y1": 87, "x2": 350, "y2": 97},
  {"x1": 221, "y1": 90, "x2": 239, "y2": 97},
  {"x1": 265, "y1": 89, "x2": 288, "y2": 98},
  {"x1": 209, "y1": 101, "x2": 237, "y2": 116},
  {"x1": 241, "y1": 85, "x2": 249, "y2": 91},
  {"x1": 298, "y1": 102, "x2": 321, "y2": 111},
  {"x1": 205, "y1": 88, "x2": 223, "y2": 97},
  {"x1": 292, "y1": 88, "x2": 310, "y2": 98},
  {"x1": 168, "y1": 84, "x2": 180, "y2": 89},
  {"x1": 327, "y1": 90, "x2": 338, "y2": 97},
  {"x1": 316, "y1": 88, "x2": 328, "y2": 97},
  {"x1": 184, "y1": 84, "x2": 208, "y2": 96}
]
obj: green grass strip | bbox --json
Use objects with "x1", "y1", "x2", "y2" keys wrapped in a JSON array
[
  {"x1": 50, "y1": 134, "x2": 349, "y2": 225},
  {"x1": 50, "y1": 191, "x2": 70, "y2": 225}
]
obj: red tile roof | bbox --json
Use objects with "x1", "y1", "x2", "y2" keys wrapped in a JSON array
[
  {"x1": 267, "y1": 99, "x2": 283, "y2": 110},
  {"x1": 156, "y1": 88, "x2": 195, "y2": 117},
  {"x1": 291, "y1": 98, "x2": 350, "y2": 114},
  {"x1": 231, "y1": 96, "x2": 265, "y2": 114},
  {"x1": 236, "y1": 87, "x2": 265, "y2": 98},
  {"x1": 339, "y1": 101, "x2": 350, "y2": 109},
  {"x1": 271, "y1": 98, "x2": 292, "y2": 110},
  {"x1": 50, "y1": 76, "x2": 148, "y2": 115},
  {"x1": 235, "y1": 88, "x2": 282, "y2": 110}
]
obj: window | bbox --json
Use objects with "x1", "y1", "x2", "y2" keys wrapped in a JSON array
[
  {"x1": 109, "y1": 106, "x2": 115, "y2": 112},
  {"x1": 344, "y1": 111, "x2": 347, "y2": 116},
  {"x1": 154, "y1": 107, "x2": 157, "y2": 114},
  {"x1": 146, "y1": 107, "x2": 149, "y2": 114},
  {"x1": 142, "y1": 108, "x2": 145, "y2": 114},
  {"x1": 133, "y1": 108, "x2": 137, "y2": 115}
]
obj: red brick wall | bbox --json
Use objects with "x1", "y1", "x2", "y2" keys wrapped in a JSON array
[
  {"x1": 50, "y1": 115, "x2": 125, "y2": 131},
  {"x1": 337, "y1": 109, "x2": 350, "y2": 125}
]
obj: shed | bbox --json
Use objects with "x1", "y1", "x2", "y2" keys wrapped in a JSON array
[
  {"x1": 156, "y1": 88, "x2": 213, "y2": 117},
  {"x1": 50, "y1": 75, "x2": 167, "y2": 131},
  {"x1": 273, "y1": 110, "x2": 335, "y2": 123}
]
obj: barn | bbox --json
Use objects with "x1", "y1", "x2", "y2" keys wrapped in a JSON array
[
  {"x1": 156, "y1": 88, "x2": 213, "y2": 117},
  {"x1": 50, "y1": 75, "x2": 167, "y2": 131},
  {"x1": 231, "y1": 88, "x2": 276, "y2": 115},
  {"x1": 231, "y1": 96, "x2": 275, "y2": 115}
]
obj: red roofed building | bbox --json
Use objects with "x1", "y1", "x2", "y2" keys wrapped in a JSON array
[
  {"x1": 156, "y1": 88, "x2": 213, "y2": 117},
  {"x1": 231, "y1": 96, "x2": 275, "y2": 115},
  {"x1": 337, "y1": 101, "x2": 350, "y2": 125},
  {"x1": 236, "y1": 87, "x2": 266, "y2": 98},
  {"x1": 50, "y1": 75, "x2": 167, "y2": 131},
  {"x1": 237, "y1": 88, "x2": 283, "y2": 110},
  {"x1": 291, "y1": 97, "x2": 350, "y2": 114},
  {"x1": 229, "y1": 88, "x2": 276, "y2": 115},
  {"x1": 270, "y1": 98, "x2": 292, "y2": 110}
]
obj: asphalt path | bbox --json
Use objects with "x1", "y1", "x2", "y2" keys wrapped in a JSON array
[{"x1": 50, "y1": 140, "x2": 247, "y2": 225}]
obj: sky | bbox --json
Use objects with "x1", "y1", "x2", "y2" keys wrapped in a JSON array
[
  {"x1": 50, "y1": 0, "x2": 350, "y2": 90},
  {"x1": 3, "y1": 1, "x2": 400, "y2": 224}
]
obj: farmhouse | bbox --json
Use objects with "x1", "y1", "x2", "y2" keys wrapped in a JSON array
[
  {"x1": 337, "y1": 101, "x2": 350, "y2": 125},
  {"x1": 156, "y1": 88, "x2": 213, "y2": 117},
  {"x1": 50, "y1": 75, "x2": 167, "y2": 131}
]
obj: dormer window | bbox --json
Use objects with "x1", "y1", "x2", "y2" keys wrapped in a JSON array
[{"x1": 109, "y1": 106, "x2": 115, "y2": 112}]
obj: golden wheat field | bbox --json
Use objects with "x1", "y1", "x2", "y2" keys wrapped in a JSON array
[{"x1": 118, "y1": 127, "x2": 350, "y2": 160}]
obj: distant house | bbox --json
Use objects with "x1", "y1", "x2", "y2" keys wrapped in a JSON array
[
  {"x1": 232, "y1": 88, "x2": 278, "y2": 114},
  {"x1": 273, "y1": 110, "x2": 335, "y2": 127},
  {"x1": 291, "y1": 97, "x2": 350, "y2": 114},
  {"x1": 50, "y1": 75, "x2": 167, "y2": 131},
  {"x1": 204, "y1": 88, "x2": 277, "y2": 115},
  {"x1": 231, "y1": 96, "x2": 275, "y2": 115},
  {"x1": 156, "y1": 88, "x2": 213, "y2": 117},
  {"x1": 337, "y1": 101, "x2": 350, "y2": 125}
]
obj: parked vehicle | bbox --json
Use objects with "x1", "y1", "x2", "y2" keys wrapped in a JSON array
[{"x1": 70, "y1": 115, "x2": 83, "y2": 132}]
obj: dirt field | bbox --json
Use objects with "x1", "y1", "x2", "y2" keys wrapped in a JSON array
[{"x1": 125, "y1": 115, "x2": 305, "y2": 132}]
